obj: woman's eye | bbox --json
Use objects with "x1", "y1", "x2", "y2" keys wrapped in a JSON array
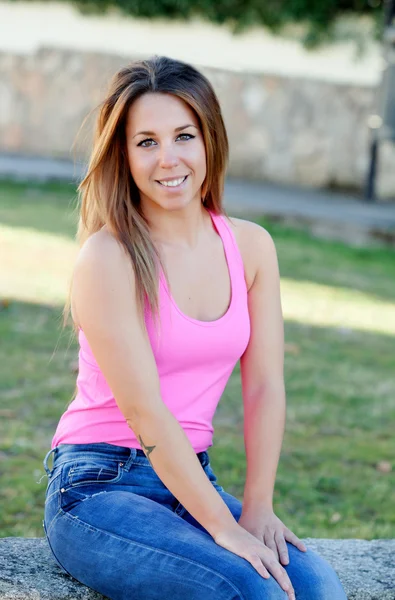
[
  {"x1": 138, "y1": 139, "x2": 154, "y2": 148},
  {"x1": 138, "y1": 134, "x2": 195, "y2": 148}
]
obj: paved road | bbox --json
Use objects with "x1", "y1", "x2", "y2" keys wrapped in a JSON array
[{"x1": 223, "y1": 178, "x2": 395, "y2": 231}]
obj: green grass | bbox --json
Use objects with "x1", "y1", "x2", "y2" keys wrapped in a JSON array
[{"x1": 1, "y1": 179, "x2": 394, "y2": 540}]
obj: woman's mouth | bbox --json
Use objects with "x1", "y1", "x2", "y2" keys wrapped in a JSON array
[{"x1": 156, "y1": 175, "x2": 188, "y2": 190}]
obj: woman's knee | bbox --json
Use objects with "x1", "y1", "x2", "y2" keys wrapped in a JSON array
[
  {"x1": 216, "y1": 559, "x2": 289, "y2": 600},
  {"x1": 286, "y1": 544, "x2": 347, "y2": 600}
]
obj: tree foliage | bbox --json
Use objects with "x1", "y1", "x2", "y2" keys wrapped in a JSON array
[{"x1": 56, "y1": 0, "x2": 384, "y2": 47}]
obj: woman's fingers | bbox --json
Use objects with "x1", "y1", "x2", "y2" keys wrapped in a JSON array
[
  {"x1": 275, "y1": 531, "x2": 289, "y2": 565},
  {"x1": 284, "y1": 528, "x2": 307, "y2": 552},
  {"x1": 264, "y1": 556, "x2": 295, "y2": 600},
  {"x1": 214, "y1": 523, "x2": 296, "y2": 599},
  {"x1": 263, "y1": 531, "x2": 279, "y2": 561},
  {"x1": 247, "y1": 551, "x2": 295, "y2": 600},
  {"x1": 248, "y1": 553, "x2": 271, "y2": 579}
]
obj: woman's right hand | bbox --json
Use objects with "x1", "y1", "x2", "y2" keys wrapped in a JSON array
[{"x1": 214, "y1": 524, "x2": 295, "y2": 600}]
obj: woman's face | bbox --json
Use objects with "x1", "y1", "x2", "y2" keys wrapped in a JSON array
[{"x1": 126, "y1": 92, "x2": 207, "y2": 212}]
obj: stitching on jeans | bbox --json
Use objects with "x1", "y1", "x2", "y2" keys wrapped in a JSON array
[
  {"x1": 46, "y1": 508, "x2": 64, "y2": 537},
  {"x1": 44, "y1": 471, "x2": 62, "y2": 494},
  {"x1": 53, "y1": 454, "x2": 124, "y2": 468},
  {"x1": 44, "y1": 522, "x2": 74, "y2": 578},
  {"x1": 45, "y1": 488, "x2": 62, "y2": 504},
  {"x1": 61, "y1": 510, "x2": 247, "y2": 600}
]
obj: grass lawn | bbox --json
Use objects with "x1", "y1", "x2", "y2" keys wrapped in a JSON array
[{"x1": 1, "y1": 179, "x2": 394, "y2": 540}]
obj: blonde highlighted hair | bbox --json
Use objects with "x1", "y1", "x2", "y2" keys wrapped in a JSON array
[{"x1": 63, "y1": 54, "x2": 230, "y2": 348}]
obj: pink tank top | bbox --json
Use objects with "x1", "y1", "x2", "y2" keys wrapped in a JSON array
[{"x1": 51, "y1": 210, "x2": 251, "y2": 453}]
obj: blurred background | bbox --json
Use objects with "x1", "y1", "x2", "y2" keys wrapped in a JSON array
[{"x1": 0, "y1": 0, "x2": 394, "y2": 540}]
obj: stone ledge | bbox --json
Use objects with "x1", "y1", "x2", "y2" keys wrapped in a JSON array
[{"x1": 0, "y1": 537, "x2": 394, "y2": 599}]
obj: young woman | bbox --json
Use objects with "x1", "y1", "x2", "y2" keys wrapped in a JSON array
[{"x1": 42, "y1": 55, "x2": 347, "y2": 600}]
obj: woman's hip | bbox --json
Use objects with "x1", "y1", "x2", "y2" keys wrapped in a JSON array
[{"x1": 42, "y1": 441, "x2": 211, "y2": 531}]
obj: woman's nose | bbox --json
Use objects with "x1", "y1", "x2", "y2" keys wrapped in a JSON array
[{"x1": 158, "y1": 145, "x2": 179, "y2": 168}]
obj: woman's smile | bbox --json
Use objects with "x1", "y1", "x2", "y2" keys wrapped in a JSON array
[{"x1": 155, "y1": 175, "x2": 189, "y2": 191}]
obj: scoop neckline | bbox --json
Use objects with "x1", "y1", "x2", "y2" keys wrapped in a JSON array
[{"x1": 159, "y1": 210, "x2": 236, "y2": 327}]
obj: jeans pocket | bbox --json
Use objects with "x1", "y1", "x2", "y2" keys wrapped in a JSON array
[
  {"x1": 58, "y1": 457, "x2": 124, "y2": 514},
  {"x1": 62, "y1": 457, "x2": 123, "y2": 489}
]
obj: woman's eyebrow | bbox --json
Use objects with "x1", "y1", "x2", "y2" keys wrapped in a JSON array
[{"x1": 132, "y1": 124, "x2": 198, "y2": 139}]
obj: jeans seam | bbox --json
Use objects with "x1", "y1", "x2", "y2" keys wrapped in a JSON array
[
  {"x1": 51, "y1": 454, "x2": 126, "y2": 468},
  {"x1": 46, "y1": 507, "x2": 64, "y2": 537},
  {"x1": 60, "y1": 510, "x2": 247, "y2": 600},
  {"x1": 45, "y1": 488, "x2": 62, "y2": 504},
  {"x1": 44, "y1": 522, "x2": 74, "y2": 577},
  {"x1": 44, "y1": 470, "x2": 62, "y2": 493},
  {"x1": 67, "y1": 466, "x2": 123, "y2": 488}
]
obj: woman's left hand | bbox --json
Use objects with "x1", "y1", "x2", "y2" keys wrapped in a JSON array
[{"x1": 238, "y1": 506, "x2": 307, "y2": 566}]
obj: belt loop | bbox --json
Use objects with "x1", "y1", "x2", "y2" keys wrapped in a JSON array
[
  {"x1": 122, "y1": 447, "x2": 137, "y2": 471},
  {"x1": 197, "y1": 451, "x2": 206, "y2": 468},
  {"x1": 43, "y1": 447, "x2": 56, "y2": 476}
]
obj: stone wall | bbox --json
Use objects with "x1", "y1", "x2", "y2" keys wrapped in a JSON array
[
  {"x1": 1, "y1": 47, "x2": 394, "y2": 198},
  {"x1": 1, "y1": 537, "x2": 395, "y2": 599}
]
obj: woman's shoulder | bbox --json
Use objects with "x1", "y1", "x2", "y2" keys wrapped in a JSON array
[
  {"x1": 221, "y1": 215, "x2": 271, "y2": 292},
  {"x1": 71, "y1": 227, "x2": 135, "y2": 324},
  {"x1": 223, "y1": 214, "x2": 268, "y2": 238},
  {"x1": 77, "y1": 226, "x2": 129, "y2": 269}
]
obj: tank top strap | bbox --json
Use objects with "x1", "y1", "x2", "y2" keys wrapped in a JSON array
[{"x1": 208, "y1": 210, "x2": 245, "y2": 280}]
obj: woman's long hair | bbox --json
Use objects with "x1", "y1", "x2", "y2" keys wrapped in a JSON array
[{"x1": 62, "y1": 54, "x2": 230, "y2": 346}]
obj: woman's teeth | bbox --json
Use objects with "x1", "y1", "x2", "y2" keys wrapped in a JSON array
[{"x1": 158, "y1": 176, "x2": 187, "y2": 187}]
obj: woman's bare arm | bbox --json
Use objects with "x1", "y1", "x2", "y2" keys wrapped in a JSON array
[{"x1": 71, "y1": 229, "x2": 238, "y2": 539}]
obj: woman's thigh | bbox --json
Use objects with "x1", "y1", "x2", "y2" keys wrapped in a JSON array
[
  {"x1": 180, "y1": 470, "x2": 346, "y2": 600},
  {"x1": 43, "y1": 450, "x2": 288, "y2": 600}
]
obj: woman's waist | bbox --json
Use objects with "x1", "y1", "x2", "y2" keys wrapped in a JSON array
[{"x1": 46, "y1": 441, "x2": 209, "y2": 471}]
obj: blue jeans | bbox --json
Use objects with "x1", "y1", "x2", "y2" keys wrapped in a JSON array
[{"x1": 42, "y1": 442, "x2": 347, "y2": 600}]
